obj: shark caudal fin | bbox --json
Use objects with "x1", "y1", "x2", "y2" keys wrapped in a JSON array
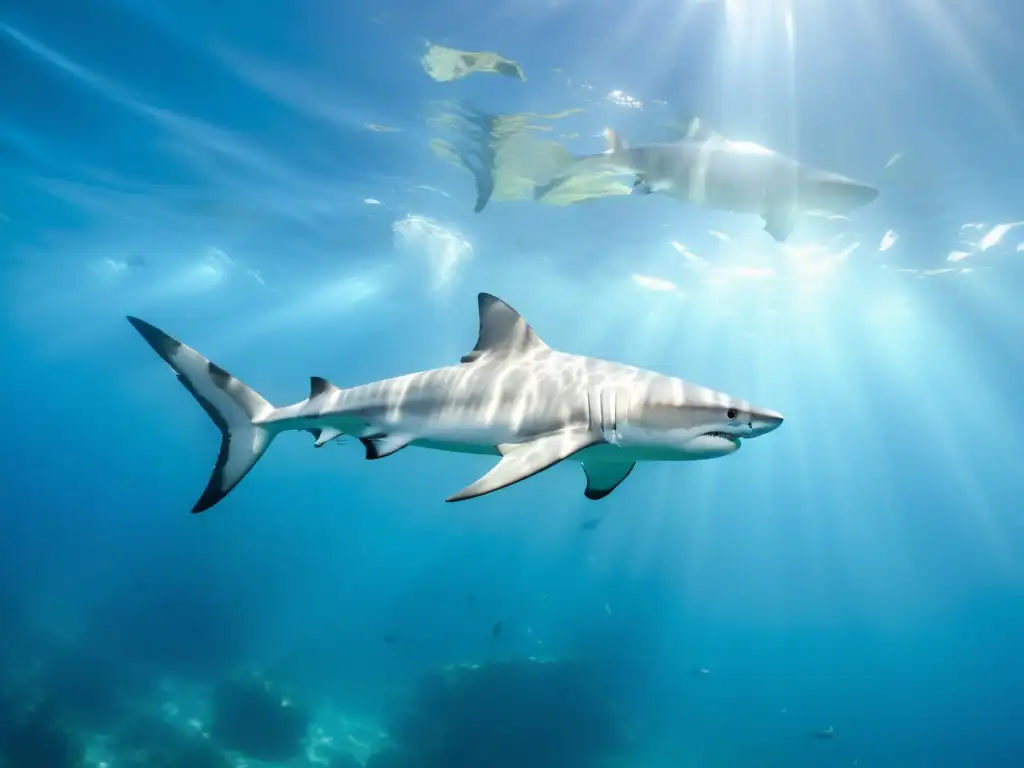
[{"x1": 127, "y1": 317, "x2": 278, "y2": 513}]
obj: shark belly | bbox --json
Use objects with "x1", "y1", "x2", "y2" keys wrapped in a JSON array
[
  {"x1": 307, "y1": 363, "x2": 586, "y2": 457},
  {"x1": 411, "y1": 439, "x2": 501, "y2": 456},
  {"x1": 408, "y1": 440, "x2": 706, "y2": 464},
  {"x1": 699, "y1": 151, "x2": 780, "y2": 213}
]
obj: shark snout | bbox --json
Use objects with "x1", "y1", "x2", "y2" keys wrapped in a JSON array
[
  {"x1": 849, "y1": 181, "x2": 879, "y2": 206},
  {"x1": 817, "y1": 177, "x2": 878, "y2": 212},
  {"x1": 747, "y1": 409, "x2": 784, "y2": 438}
]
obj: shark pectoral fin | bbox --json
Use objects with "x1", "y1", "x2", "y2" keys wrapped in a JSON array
[
  {"x1": 581, "y1": 460, "x2": 635, "y2": 500},
  {"x1": 446, "y1": 428, "x2": 602, "y2": 502},
  {"x1": 631, "y1": 176, "x2": 653, "y2": 196},
  {"x1": 473, "y1": 173, "x2": 495, "y2": 213},
  {"x1": 312, "y1": 427, "x2": 344, "y2": 448},
  {"x1": 360, "y1": 433, "x2": 415, "y2": 460},
  {"x1": 763, "y1": 208, "x2": 796, "y2": 242}
]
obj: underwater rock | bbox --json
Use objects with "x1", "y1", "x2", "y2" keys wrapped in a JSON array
[
  {"x1": 112, "y1": 711, "x2": 229, "y2": 768},
  {"x1": 0, "y1": 696, "x2": 84, "y2": 768},
  {"x1": 364, "y1": 748, "x2": 410, "y2": 768},
  {"x1": 327, "y1": 752, "x2": 363, "y2": 768},
  {"x1": 86, "y1": 558, "x2": 249, "y2": 681},
  {"x1": 209, "y1": 674, "x2": 310, "y2": 763},
  {"x1": 41, "y1": 644, "x2": 149, "y2": 733},
  {"x1": 305, "y1": 724, "x2": 365, "y2": 768},
  {"x1": 378, "y1": 658, "x2": 625, "y2": 768}
]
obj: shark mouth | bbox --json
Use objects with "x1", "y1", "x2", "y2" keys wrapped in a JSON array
[{"x1": 703, "y1": 431, "x2": 740, "y2": 443}]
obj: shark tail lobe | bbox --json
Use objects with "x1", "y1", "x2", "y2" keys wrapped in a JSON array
[{"x1": 127, "y1": 317, "x2": 279, "y2": 514}]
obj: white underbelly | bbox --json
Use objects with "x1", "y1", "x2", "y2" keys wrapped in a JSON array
[{"x1": 384, "y1": 417, "x2": 521, "y2": 452}]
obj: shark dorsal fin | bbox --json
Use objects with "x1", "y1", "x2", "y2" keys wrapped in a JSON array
[
  {"x1": 602, "y1": 127, "x2": 627, "y2": 154},
  {"x1": 461, "y1": 293, "x2": 549, "y2": 364},
  {"x1": 667, "y1": 116, "x2": 723, "y2": 143}
]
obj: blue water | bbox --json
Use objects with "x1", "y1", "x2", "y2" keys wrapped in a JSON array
[{"x1": 3, "y1": 1, "x2": 1024, "y2": 766}]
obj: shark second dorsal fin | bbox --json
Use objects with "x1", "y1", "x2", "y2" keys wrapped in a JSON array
[{"x1": 461, "y1": 293, "x2": 549, "y2": 364}]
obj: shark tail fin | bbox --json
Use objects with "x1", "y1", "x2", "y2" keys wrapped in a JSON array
[
  {"x1": 127, "y1": 317, "x2": 279, "y2": 514},
  {"x1": 602, "y1": 127, "x2": 627, "y2": 154}
]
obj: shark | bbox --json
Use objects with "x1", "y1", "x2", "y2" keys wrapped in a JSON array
[
  {"x1": 569, "y1": 119, "x2": 878, "y2": 242},
  {"x1": 126, "y1": 292, "x2": 784, "y2": 512}
]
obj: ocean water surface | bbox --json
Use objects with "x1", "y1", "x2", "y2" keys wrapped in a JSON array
[{"x1": 2, "y1": 0, "x2": 1024, "y2": 766}]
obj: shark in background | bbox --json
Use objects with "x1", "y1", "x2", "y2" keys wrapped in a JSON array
[
  {"x1": 127, "y1": 293, "x2": 783, "y2": 512},
  {"x1": 562, "y1": 118, "x2": 879, "y2": 241}
]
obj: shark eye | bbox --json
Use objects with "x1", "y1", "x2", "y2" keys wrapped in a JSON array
[{"x1": 726, "y1": 408, "x2": 738, "y2": 420}]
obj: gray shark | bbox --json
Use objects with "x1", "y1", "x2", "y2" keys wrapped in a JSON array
[
  {"x1": 575, "y1": 122, "x2": 878, "y2": 242},
  {"x1": 127, "y1": 293, "x2": 783, "y2": 512}
]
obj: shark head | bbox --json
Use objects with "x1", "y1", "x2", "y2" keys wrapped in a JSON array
[
  {"x1": 623, "y1": 379, "x2": 784, "y2": 460},
  {"x1": 673, "y1": 402, "x2": 784, "y2": 458}
]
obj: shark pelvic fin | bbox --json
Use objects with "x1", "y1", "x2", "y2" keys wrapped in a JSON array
[
  {"x1": 763, "y1": 208, "x2": 796, "y2": 242},
  {"x1": 631, "y1": 176, "x2": 653, "y2": 196},
  {"x1": 446, "y1": 428, "x2": 602, "y2": 502},
  {"x1": 581, "y1": 460, "x2": 635, "y2": 500},
  {"x1": 360, "y1": 433, "x2": 415, "y2": 460},
  {"x1": 461, "y1": 293, "x2": 550, "y2": 364},
  {"x1": 312, "y1": 427, "x2": 344, "y2": 448}
]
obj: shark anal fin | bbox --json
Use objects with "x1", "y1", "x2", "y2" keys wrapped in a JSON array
[
  {"x1": 313, "y1": 427, "x2": 344, "y2": 448},
  {"x1": 763, "y1": 209, "x2": 796, "y2": 242},
  {"x1": 581, "y1": 460, "x2": 635, "y2": 500},
  {"x1": 446, "y1": 428, "x2": 602, "y2": 502},
  {"x1": 360, "y1": 433, "x2": 415, "y2": 460},
  {"x1": 461, "y1": 293, "x2": 550, "y2": 364}
]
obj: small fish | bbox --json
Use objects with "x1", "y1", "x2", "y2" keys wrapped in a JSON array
[
  {"x1": 465, "y1": 592, "x2": 476, "y2": 607},
  {"x1": 690, "y1": 667, "x2": 711, "y2": 677},
  {"x1": 810, "y1": 726, "x2": 835, "y2": 740},
  {"x1": 491, "y1": 621, "x2": 503, "y2": 637},
  {"x1": 383, "y1": 634, "x2": 397, "y2": 644},
  {"x1": 580, "y1": 517, "x2": 601, "y2": 531}
]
